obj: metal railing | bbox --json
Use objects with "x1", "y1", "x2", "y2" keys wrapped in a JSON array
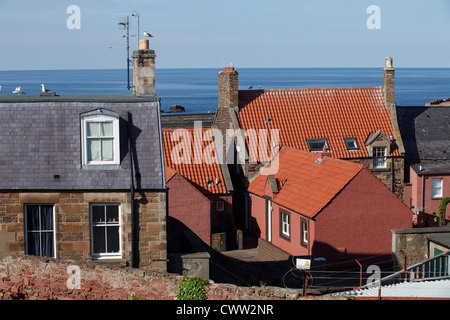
[{"x1": 361, "y1": 250, "x2": 450, "y2": 289}]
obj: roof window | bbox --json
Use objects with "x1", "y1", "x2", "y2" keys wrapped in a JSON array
[
  {"x1": 306, "y1": 138, "x2": 328, "y2": 152},
  {"x1": 344, "y1": 137, "x2": 359, "y2": 151}
]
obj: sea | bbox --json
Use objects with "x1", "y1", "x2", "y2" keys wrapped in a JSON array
[{"x1": 0, "y1": 68, "x2": 449, "y2": 114}]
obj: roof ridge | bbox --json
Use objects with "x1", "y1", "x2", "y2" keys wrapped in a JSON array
[
  {"x1": 280, "y1": 146, "x2": 365, "y2": 170},
  {"x1": 241, "y1": 86, "x2": 383, "y2": 93}
]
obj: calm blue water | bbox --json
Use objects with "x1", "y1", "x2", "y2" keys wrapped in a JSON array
[{"x1": 0, "y1": 68, "x2": 449, "y2": 113}]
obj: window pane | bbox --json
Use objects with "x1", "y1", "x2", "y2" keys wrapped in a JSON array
[
  {"x1": 27, "y1": 232, "x2": 39, "y2": 256},
  {"x1": 431, "y1": 179, "x2": 443, "y2": 198},
  {"x1": 26, "y1": 205, "x2": 40, "y2": 231},
  {"x1": 40, "y1": 205, "x2": 53, "y2": 231},
  {"x1": 92, "y1": 206, "x2": 105, "y2": 223},
  {"x1": 101, "y1": 122, "x2": 113, "y2": 136},
  {"x1": 106, "y1": 206, "x2": 119, "y2": 223},
  {"x1": 101, "y1": 138, "x2": 114, "y2": 161},
  {"x1": 106, "y1": 226, "x2": 120, "y2": 253},
  {"x1": 93, "y1": 226, "x2": 106, "y2": 254},
  {"x1": 87, "y1": 122, "x2": 100, "y2": 137},
  {"x1": 41, "y1": 232, "x2": 54, "y2": 257},
  {"x1": 87, "y1": 138, "x2": 101, "y2": 161}
]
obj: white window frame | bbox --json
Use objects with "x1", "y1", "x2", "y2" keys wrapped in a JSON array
[
  {"x1": 373, "y1": 146, "x2": 387, "y2": 168},
  {"x1": 280, "y1": 210, "x2": 290, "y2": 239},
  {"x1": 81, "y1": 110, "x2": 120, "y2": 166},
  {"x1": 24, "y1": 204, "x2": 56, "y2": 258},
  {"x1": 90, "y1": 203, "x2": 122, "y2": 260},
  {"x1": 301, "y1": 219, "x2": 308, "y2": 248},
  {"x1": 431, "y1": 178, "x2": 443, "y2": 198}
]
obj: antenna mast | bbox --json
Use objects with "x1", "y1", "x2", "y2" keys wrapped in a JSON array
[{"x1": 115, "y1": 12, "x2": 140, "y2": 90}]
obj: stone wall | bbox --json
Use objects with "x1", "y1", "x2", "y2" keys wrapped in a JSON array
[
  {"x1": 0, "y1": 255, "x2": 343, "y2": 300},
  {"x1": 0, "y1": 191, "x2": 167, "y2": 273},
  {"x1": 349, "y1": 157, "x2": 405, "y2": 200},
  {"x1": 391, "y1": 227, "x2": 450, "y2": 270}
]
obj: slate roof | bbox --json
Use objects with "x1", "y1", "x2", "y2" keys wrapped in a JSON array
[
  {"x1": 162, "y1": 128, "x2": 228, "y2": 194},
  {"x1": 247, "y1": 146, "x2": 364, "y2": 218},
  {"x1": 0, "y1": 95, "x2": 165, "y2": 191},
  {"x1": 397, "y1": 105, "x2": 450, "y2": 162},
  {"x1": 237, "y1": 87, "x2": 401, "y2": 159}
]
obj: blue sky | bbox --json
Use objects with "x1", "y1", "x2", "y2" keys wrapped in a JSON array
[{"x1": 1, "y1": 0, "x2": 449, "y2": 70}]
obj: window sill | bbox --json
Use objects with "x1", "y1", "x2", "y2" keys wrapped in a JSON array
[
  {"x1": 82, "y1": 164, "x2": 121, "y2": 170},
  {"x1": 92, "y1": 255, "x2": 122, "y2": 261},
  {"x1": 372, "y1": 168, "x2": 390, "y2": 172}
]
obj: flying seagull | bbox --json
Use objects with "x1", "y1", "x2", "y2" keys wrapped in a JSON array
[
  {"x1": 143, "y1": 30, "x2": 153, "y2": 38},
  {"x1": 12, "y1": 87, "x2": 25, "y2": 95},
  {"x1": 41, "y1": 84, "x2": 52, "y2": 93}
]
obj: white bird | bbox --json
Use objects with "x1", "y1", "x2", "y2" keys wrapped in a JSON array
[
  {"x1": 0, "y1": 85, "x2": 2, "y2": 94},
  {"x1": 143, "y1": 30, "x2": 153, "y2": 38},
  {"x1": 12, "y1": 87, "x2": 26, "y2": 95},
  {"x1": 41, "y1": 84, "x2": 52, "y2": 93}
]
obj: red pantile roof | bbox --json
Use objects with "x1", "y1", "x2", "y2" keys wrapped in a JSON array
[
  {"x1": 162, "y1": 128, "x2": 227, "y2": 194},
  {"x1": 247, "y1": 146, "x2": 364, "y2": 218},
  {"x1": 237, "y1": 87, "x2": 400, "y2": 159}
]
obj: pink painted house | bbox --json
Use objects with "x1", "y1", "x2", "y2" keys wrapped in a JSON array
[
  {"x1": 248, "y1": 147, "x2": 413, "y2": 266},
  {"x1": 163, "y1": 128, "x2": 234, "y2": 248},
  {"x1": 398, "y1": 105, "x2": 450, "y2": 226}
]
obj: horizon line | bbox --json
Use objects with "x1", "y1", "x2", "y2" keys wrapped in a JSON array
[{"x1": 1, "y1": 66, "x2": 450, "y2": 72}]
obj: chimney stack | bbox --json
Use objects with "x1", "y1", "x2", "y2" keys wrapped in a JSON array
[
  {"x1": 383, "y1": 57, "x2": 395, "y2": 108},
  {"x1": 218, "y1": 66, "x2": 239, "y2": 111},
  {"x1": 132, "y1": 39, "x2": 156, "y2": 96}
]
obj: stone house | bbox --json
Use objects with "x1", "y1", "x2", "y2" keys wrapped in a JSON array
[
  {"x1": 248, "y1": 146, "x2": 413, "y2": 266},
  {"x1": 0, "y1": 39, "x2": 168, "y2": 273},
  {"x1": 213, "y1": 58, "x2": 406, "y2": 205}
]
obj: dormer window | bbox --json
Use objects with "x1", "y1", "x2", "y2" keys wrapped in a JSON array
[
  {"x1": 373, "y1": 146, "x2": 387, "y2": 168},
  {"x1": 306, "y1": 138, "x2": 328, "y2": 152},
  {"x1": 81, "y1": 109, "x2": 120, "y2": 166},
  {"x1": 344, "y1": 137, "x2": 359, "y2": 151}
]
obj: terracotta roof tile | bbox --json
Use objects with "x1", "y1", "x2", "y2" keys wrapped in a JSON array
[
  {"x1": 248, "y1": 146, "x2": 364, "y2": 218},
  {"x1": 237, "y1": 87, "x2": 400, "y2": 159},
  {"x1": 162, "y1": 128, "x2": 227, "y2": 194}
]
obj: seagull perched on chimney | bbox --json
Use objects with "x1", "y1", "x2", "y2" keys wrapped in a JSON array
[
  {"x1": 12, "y1": 87, "x2": 25, "y2": 95},
  {"x1": 41, "y1": 84, "x2": 52, "y2": 93},
  {"x1": 143, "y1": 30, "x2": 153, "y2": 38}
]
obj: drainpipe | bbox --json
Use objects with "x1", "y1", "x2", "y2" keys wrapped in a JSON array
[
  {"x1": 128, "y1": 112, "x2": 137, "y2": 268},
  {"x1": 390, "y1": 155, "x2": 394, "y2": 192}
]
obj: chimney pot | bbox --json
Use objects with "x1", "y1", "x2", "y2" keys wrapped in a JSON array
[{"x1": 138, "y1": 39, "x2": 149, "y2": 50}]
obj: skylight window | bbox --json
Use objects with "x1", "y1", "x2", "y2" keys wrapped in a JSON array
[
  {"x1": 344, "y1": 137, "x2": 359, "y2": 151},
  {"x1": 306, "y1": 138, "x2": 328, "y2": 152}
]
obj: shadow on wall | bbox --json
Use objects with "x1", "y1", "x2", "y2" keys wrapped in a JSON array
[{"x1": 168, "y1": 217, "x2": 397, "y2": 290}]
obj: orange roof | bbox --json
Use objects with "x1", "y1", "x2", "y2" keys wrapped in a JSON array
[
  {"x1": 237, "y1": 87, "x2": 400, "y2": 159},
  {"x1": 247, "y1": 146, "x2": 364, "y2": 218},
  {"x1": 162, "y1": 128, "x2": 227, "y2": 194}
]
